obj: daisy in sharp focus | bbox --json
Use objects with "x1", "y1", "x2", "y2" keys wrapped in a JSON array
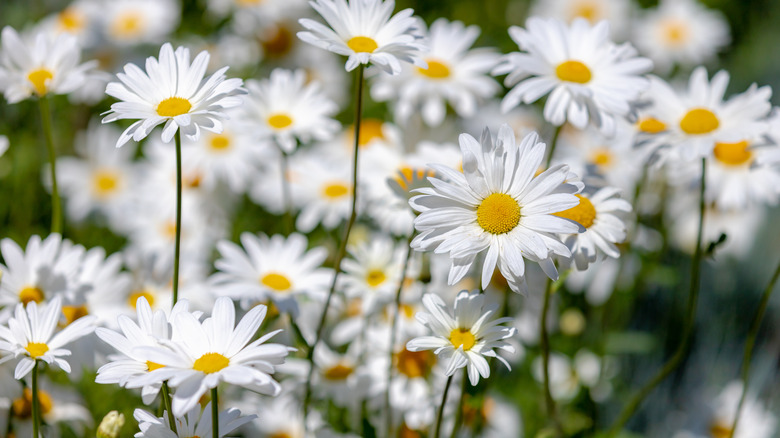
[
  {"x1": 493, "y1": 17, "x2": 653, "y2": 136},
  {"x1": 410, "y1": 124, "x2": 582, "y2": 294},
  {"x1": 297, "y1": 0, "x2": 426, "y2": 74},
  {"x1": 406, "y1": 290, "x2": 515, "y2": 385},
  {"x1": 0, "y1": 26, "x2": 97, "y2": 104},
  {"x1": 103, "y1": 42, "x2": 246, "y2": 148}
]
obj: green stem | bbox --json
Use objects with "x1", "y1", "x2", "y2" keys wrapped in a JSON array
[
  {"x1": 540, "y1": 277, "x2": 562, "y2": 435},
  {"x1": 161, "y1": 381, "x2": 177, "y2": 433},
  {"x1": 302, "y1": 64, "x2": 365, "y2": 421},
  {"x1": 279, "y1": 147, "x2": 293, "y2": 236},
  {"x1": 434, "y1": 374, "x2": 454, "y2": 438},
  {"x1": 545, "y1": 125, "x2": 563, "y2": 169},
  {"x1": 32, "y1": 360, "x2": 41, "y2": 438},
  {"x1": 384, "y1": 234, "x2": 415, "y2": 436},
  {"x1": 728, "y1": 260, "x2": 780, "y2": 438},
  {"x1": 607, "y1": 157, "x2": 707, "y2": 437},
  {"x1": 39, "y1": 96, "x2": 61, "y2": 235},
  {"x1": 211, "y1": 387, "x2": 219, "y2": 438},
  {"x1": 449, "y1": 369, "x2": 468, "y2": 438},
  {"x1": 172, "y1": 130, "x2": 183, "y2": 306}
]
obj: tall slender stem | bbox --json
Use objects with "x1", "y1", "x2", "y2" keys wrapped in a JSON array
[
  {"x1": 540, "y1": 277, "x2": 561, "y2": 434},
  {"x1": 545, "y1": 125, "x2": 563, "y2": 169},
  {"x1": 32, "y1": 360, "x2": 41, "y2": 438},
  {"x1": 728, "y1": 260, "x2": 780, "y2": 438},
  {"x1": 434, "y1": 374, "x2": 454, "y2": 438},
  {"x1": 384, "y1": 234, "x2": 415, "y2": 436},
  {"x1": 608, "y1": 157, "x2": 707, "y2": 436},
  {"x1": 172, "y1": 130, "x2": 183, "y2": 306},
  {"x1": 302, "y1": 64, "x2": 366, "y2": 420},
  {"x1": 279, "y1": 147, "x2": 293, "y2": 235},
  {"x1": 161, "y1": 381, "x2": 177, "y2": 433},
  {"x1": 39, "y1": 96, "x2": 61, "y2": 234},
  {"x1": 449, "y1": 369, "x2": 468, "y2": 438},
  {"x1": 211, "y1": 387, "x2": 219, "y2": 438}
]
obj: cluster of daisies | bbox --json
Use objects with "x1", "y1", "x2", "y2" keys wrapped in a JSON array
[{"x1": 0, "y1": 0, "x2": 778, "y2": 437}]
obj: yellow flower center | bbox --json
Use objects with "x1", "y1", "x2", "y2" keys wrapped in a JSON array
[
  {"x1": 347, "y1": 36, "x2": 378, "y2": 53},
  {"x1": 61, "y1": 305, "x2": 88, "y2": 326},
  {"x1": 354, "y1": 119, "x2": 385, "y2": 147},
  {"x1": 662, "y1": 19, "x2": 689, "y2": 46},
  {"x1": 209, "y1": 134, "x2": 231, "y2": 151},
  {"x1": 12, "y1": 388, "x2": 53, "y2": 419},
  {"x1": 127, "y1": 290, "x2": 155, "y2": 308},
  {"x1": 679, "y1": 108, "x2": 719, "y2": 135},
  {"x1": 93, "y1": 169, "x2": 120, "y2": 197},
  {"x1": 555, "y1": 60, "x2": 592, "y2": 84},
  {"x1": 261, "y1": 25, "x2": 294, "y2": 58},
  {"x1": 713, "y1": 140, "x2": 752, "y2": 166},
  {"x1": 322, "y1": 182, "x2": 350, "y2": 199},
  {"x1": 571, "y1": 0, "x2": 600, "y2": 22},
  {"x1": 27, "y1": 69, "x2": 54, "y2": 96},
  {"x1": 268, "y1": 113, "x2": 293, "y2": 129},
  {"x1": 553, "y1": 194, "x2": 597, "y2": 229},
  {"x1": 58, "y1": 8, "x2": 85, "y2": 32},
  {"x1": 268, "y1": 433, "x2": 293, "y2": 438},
  {"x1": 638, "y1": 117, "x2": 667, "y2": 134},
  {"x1": 476, "y1": 193, "x2": 521, "y2": 235},
  {"x1": 365, "y1": 269, "x2": 387, "y2": 287},
  {"x1": 111, "y1": 11, "x2": 143, "y2": 38},
  {"x1": 156, "y1": 97, "x2": 192, "y2": 117},
  {"x1": 417, "y1": 59, "x2": 451, "y2": 79},
  {"x1": 396, "y1": 348, "x2": 435, "y2": 378},
  {"x1": 323, "y1": 363, "x2": 354, "y2": 380},
  {"x1": 709, "y1": 421, "x2": 732, "y2": 438},
  {"x1": 260, "y1": 272, "x2": 292, "y2": 292},
  {"x1": 19, "y1": 286, "x2": 45, "y2": 305},
  {"x1": 192, "y1": 352, "x2": 229, "y2": 374},
  {"x1": 162, "y1": 221, "x2": 177, "y2": 240},
  {"x1": 25, "y1": 342, "x2": 49, "y2": 358},
  {"x1": 146, "y1": 361, "x2": 165, "y2": 372},
  {"x1": 400, "y1": 303, "x2": 415, "y2": 318},
  {"x1": 591, "y1": 149, "x2": 613, "y2": 167},
  {"x1": 346, "y1": 298, "x2": 363, "y2": 317},
  {"x1": 449, "y1": 328, "x2": 476, "y2": 351}
]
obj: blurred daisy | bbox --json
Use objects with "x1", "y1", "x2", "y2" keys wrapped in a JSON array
[
  {"x1": 0, "y1": 296, "x2": 96, "y2": 379},
  {"x1": 0, "y1": 26, "x2": 97, "y2": 103},
  {"x1": 297, "y1": 0, "x2": 426, "y2": 74},
  {"x1": 134, "y1": 402, "x2": 255, "y2": 438},
  {"x1": 8, "y1": 376, "x2": 93, "y2": 437},
  {"x1": 210, "y1": 233, "x2": 331, "y2": 315},
  {"x1": 312, "y1": 343, "x2": 369, "y2": 407},
  {"x1": 406, "y1": 290, "x2": 515, "y2": 385},
  {"x1": 554, "y1": 187, "x2": 631, "y2": 271},
  {"x1": 708, "y1": 381, "x2": 777, "y2": 438},
  {"x1": 102, "y1": 0, "x2": 180, "y2": 47},
  {"x1": 340, "y1": 236, "x2": 406, "y2": 315},
  {"x1": 370, "y1": 18, "x2": 500, "y2": 126},
  {"x1": 645, "y1": 67, "x2": 772, "y2": 162},
  {"x1": 103, "y1": 43, "x2": 246, "y2": 148},
  {"x1": 0, "y1": 134, "x2": 8, "y2": 158},
  {"x1": 633, "y1": 0, "x2": 730, "y2": 74},
  {"x1": 240, "y1": 68, "x2": 340, "y2": 153},
  {"x1": 493, "y1": 18, "x2": 652, "y2": 136},
  {"x1": 409, "y1": 125, "x2": 581, "y2": 293},
  {"x1": 131, "y1": 297, "x2": 292, "y2": 416},
  {"x1": 293, "y1": 152, "x2": 359, "y2": 232},
  {"x1": 532, "y1": 350, "x2": 617, "y2": 402},
  {"x1": 530, "y1": 0, "x2": 634, "y2": 38},
  {"x1": 37, "y1": 0, "x2": 100, "y2": 46}
]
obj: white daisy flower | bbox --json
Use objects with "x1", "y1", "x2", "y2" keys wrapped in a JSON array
[
  {"x1": 8, "y1": 376, "x2": 93, "y2": 437},
  {"x1": 210, "y1": 233, "x2": 332, "y2": 315},
  {"x1": 297, "y1": 0, "x2": 426, "y2": 74},
  {"x1": 240, "y1": 68, "x2": 340, "y2": 153},
  {"x1": 409, "y1": 125, "x2": 581, "y2": 294},
  {"x1": 370, "y1": 18, "x2": 500, "y2": 126},
  {"x1": 0, "y1": 134, "x2": 8, "y2": 157},
  {"x1": 633, "y1": 0, "x2": 730, "y2": 74},
  {"x1": 0, "y1": 296, "x2": 96, "y2": 379},
  {"x1": 103, "y1": 42, "x2": 246, "y2": 148},
  {"x1": 130, "y1": 297, "x2": 292, "y2": 416},
  {"x1": 554, "y1": 187, "x2": 632, "y2": 271},
  {"x1": 529, "y1": 0, "x2": 634, "y2": 40},
  {"x1": 312, "y1": 343, "x2": 369, "y2": 407},
  {"x1": 645, "y1": 67, "x2": 772, "y2": 162},
  {"x1": 0, "y1": 26, "x2": 97, "y2": 104},
  {"x1": 102, "y1": 0, "x2": 180, "y2": 47},
  {"x1": 406, "y1": 290, "x2": 515, "y2": 385},
  {"x1": 340, "y1": 236, "x2": 406, "y2": 315},
  {"x1": 293, "y1": 151, "x2": 360, "y2": 232},
  {"x1": 707, "y1": 381, "x2": 777, "y2": 438},
  {"x1": 134, "y1": 402, "x2": 255, "y2": 438},
  {"x1": 37, "y1": 0, "x2": 100, "y2": 47},
  {"x1": 493, "y1": 17, "x2": 653, "y2": 136}
]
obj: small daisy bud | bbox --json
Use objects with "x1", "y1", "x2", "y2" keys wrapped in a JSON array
[{"x1": 96, "y1": 411, "x2": 125, "y2": 438}]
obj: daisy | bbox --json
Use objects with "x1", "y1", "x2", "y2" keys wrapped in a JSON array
[
  {"x1": 0, "y1": 26, "x2": 97, "y2": 103},
  {"x1": 529, "y1": 0, "x2": 634, "y2": 39},
  {"x1": 493, "y1": 17, "x2": 653, "y2": 136},
  {"x1": 102, "y1": 0, "x2": 180, "y2": 47},
  {"x1": 8, "y1": 376, "x2": 94, "y2": 437},
  {"x1": 340, "y1": 236, "x2": 406, "y2": 315},
  {"x1": 134, "y1": 402, "x2": 256, "y2": 438},
  {"x1": 210, "y1": 233, "x2": 332, "y2": 315},
  {"x1": 554, "y1": 186, "x2": 632, "y2": 271},
  {"x1": 293, "y1": 151, "x2": 360, "y2": 232},
  {"x1": 645, "y1": 67, "x2": 772, "y2": 162},
  {"x1": 409, "y1": 125, "x2": 581, "y2": 294},
  {"x1": 633, "y1": 0, "x2": 730, "y2": 74},
  {"x1": 406, "y1": 290, "x2": 515, "y2": 385},
  {"x1": 0, "y1": 134, "x2": 8, "y2": 157},
  {"x1": 297, "y1": 0, "x2": 426, "y2": 74},
  {"x1": 38, "y1": 0, "x2": 100, "y2": 47},
  {"x1": 130, "y1": 297, "x2": 292, "y2": 416},
  {"x1": 370, "y1": 18, "x2": 500, "y2": 126},
  {"x1": 240, "y1": 68, "x2": 340, "y2": 153},
  {"x1": 312, "y1": 343, "x2": 369, "y2": 407},
  {"x1": 0, "y1": 296, "x2": 96, "y2": 379},
  {"x1": 102, "y1": 43, "x2": 246, "y2": 148}
]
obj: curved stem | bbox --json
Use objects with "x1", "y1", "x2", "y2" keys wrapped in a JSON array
[
  {"x1": 384, "y1": 234, "x2": 415, "y2": 436},
  {"x1": 607, "y1": 157, "x2": 707, "y2": 436},
  {"x1": 172, "y1": 130, "x2": 183, "y2": 306},
  {"x1": 32, "y1": 360, "x2": 41, "y2": 438},
  {"x1": 161, "y1": 381, "x2": 177, "y2": 433},
  {"x1": 39, "y1": 96, "x2": 61, "y2": 235},
  {"x1": 728, "y1": 260, "x2": 780, "y2": 438},
  {"x1": 540, "y1": 277, "x2": 561, "y2": 435},
  {"x1": 302, "y1": 64, "x2": 365, "y2": 421},
  {"x1": 278, "y1": 146, "x2": 293, "y2": 235},
  {"x1": 211, "y1": 387, "x2": 219, "y2": 438},
  {"x1": 434, "y1": 374, "x2": 454, "y2": 438}
]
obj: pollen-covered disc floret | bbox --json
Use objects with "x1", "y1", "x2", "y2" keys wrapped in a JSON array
[
  {"x1": 492, "y1": 17, "x2": 653, "y2": 137},
  {"x1": 406, "y1": 291, "x2": 516, "y2": 385},
  {"x1": 297, "y1": 0, "x2": 426, "y2": 74},
  {"x1": 102, "y1": 42, "x2": 247, "y2": 148},
  {"x1": 410, "y1": 124, "x2": 582, "y2": 294}
]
